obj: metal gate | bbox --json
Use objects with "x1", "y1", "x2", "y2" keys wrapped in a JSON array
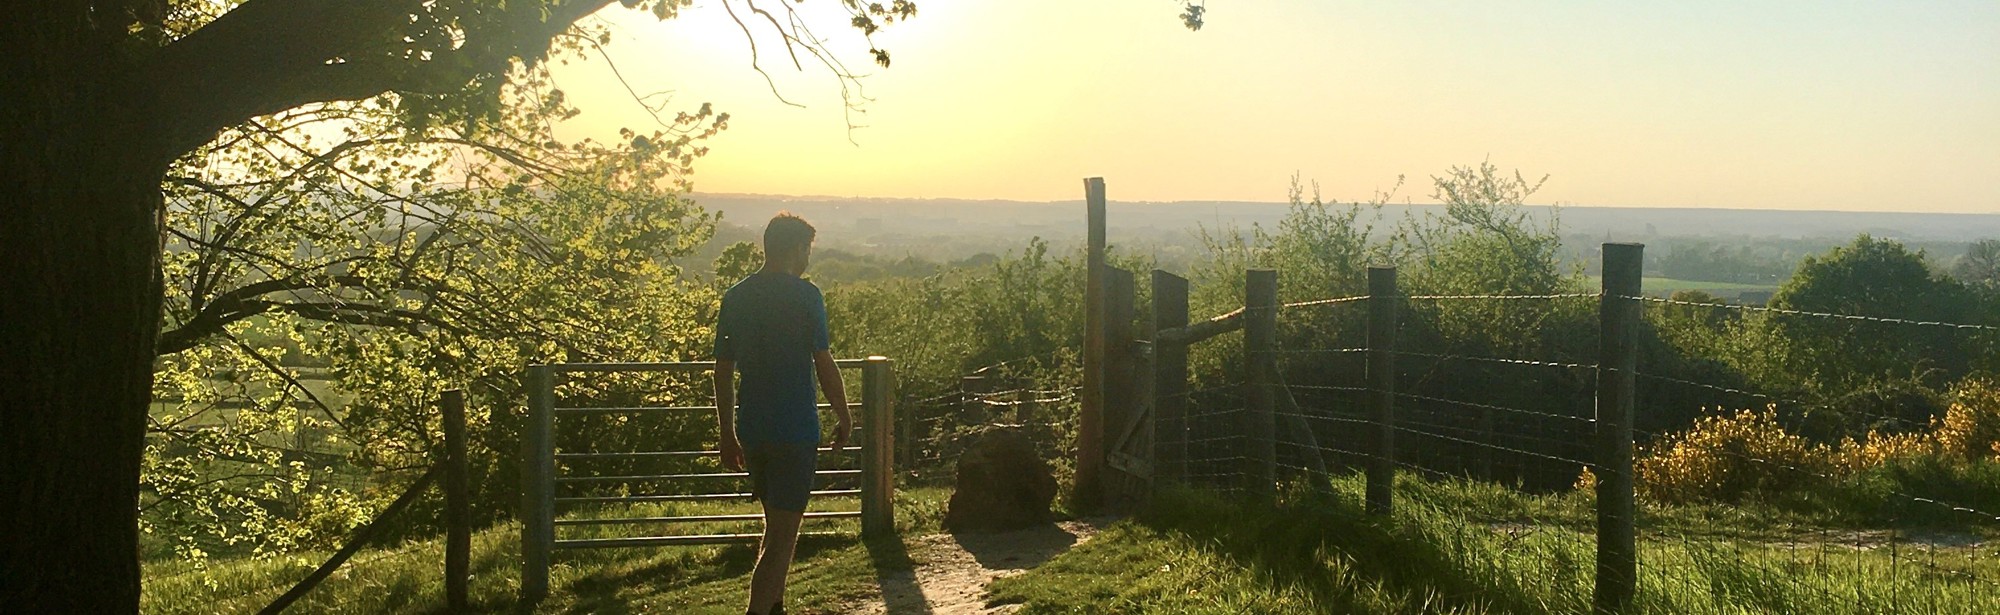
[{"x1": 518, "y1": 357, "x2": 897, "y2": 603}]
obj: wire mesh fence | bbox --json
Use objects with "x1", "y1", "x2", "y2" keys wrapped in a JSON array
[
  {"x1": 1159, "y1": 279, "x2": 2000, "y2": 614},
  {"x1": 898, "y1": 348, "x2": 1084, "y2": 487}
]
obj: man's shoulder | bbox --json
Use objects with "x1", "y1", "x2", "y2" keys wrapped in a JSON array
[{"x1": 722, "y1": 273, "x2": 776, "y2": 299}]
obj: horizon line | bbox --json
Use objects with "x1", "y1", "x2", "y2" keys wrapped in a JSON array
[{"x1": 688, "y1": 192, "x2": 1999, "y2": 217}]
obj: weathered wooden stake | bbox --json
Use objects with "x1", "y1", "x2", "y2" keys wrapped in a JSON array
[
  {"x1": 862, "y1": 356, "x2": 898, "y2": 539},
  {"x1": 1077, "y1": 177, "x2": 1108, "y2": 511},
  {"x1": 261, "y1": 463, "x2": 443, "y2": 614},
  {"x1": 520, "y1": 365, "x2": 554, "y2": 604},
  {"x1": 442, "y1": 389, "x2": 470, "y2": 612},
  {"x1": 1594, "y1": 243, "x2": 1643, "y2": 614},
  {"x1": 1152, "y1": 270, "x2": 1190, "y2": 485},
  {"x1": 960, "y1": 375, "x2": 990, "y2": 425},
  {"x1": 1365, "y1": 267, "x2": 1399, "y2": 516},
  {"x1": 1104, "y1": 267, "x2": 1140, "y2": 509},
  {"x1": 1244, "y1": 269, "x2": 1278, "y2": 502}
]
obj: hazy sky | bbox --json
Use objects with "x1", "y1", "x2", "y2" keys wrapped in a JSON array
[{"x1": 550, "y1": 1, "x2": 2000, "y2": 213}]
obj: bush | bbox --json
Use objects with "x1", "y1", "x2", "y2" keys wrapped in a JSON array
[
  {"x1": 1639, "y1": 382, "x2": 2000, "y2": 518},
  {"x1": 1637, "y1": 409, "x2": 1834, "y2": 504},
  {"x1": 1934, "y1": 379, "x2": 2000, "y2": 459}
]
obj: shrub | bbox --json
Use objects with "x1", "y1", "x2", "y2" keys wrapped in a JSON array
[
  {"x1": 1933, "y1": 379, "x2": 2000, "y2": 459},
  {"x1": 1832, "y1": 430, "x2": 1935, "y2": 474},
  {"x1": 1636, "y1": 408, "x2": 1834, "y2": 504}
]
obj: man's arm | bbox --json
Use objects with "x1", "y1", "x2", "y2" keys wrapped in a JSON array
[
  {"x1": 714, "y1": 359, "x2": 744, "y2": 471},
  {"x1": 814, "y1": 351, "x2": 852, "y2": 451}
]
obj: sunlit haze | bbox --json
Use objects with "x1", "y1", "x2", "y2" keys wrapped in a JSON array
[{"x1": 551, "y1": 1, "x2": 2000, "y2": 214}]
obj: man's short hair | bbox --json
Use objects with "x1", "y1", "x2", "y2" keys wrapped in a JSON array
[{"x1": 764, "y1": 212, "x2": 816, "y2": 257}]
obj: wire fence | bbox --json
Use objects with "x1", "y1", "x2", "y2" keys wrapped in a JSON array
[
  {"x1": 1161, "y1": 282, "x2": 2000, "y2": 614},
  {"x1": 898, "y1": 348, "x2": 1084, "y2": 486}
]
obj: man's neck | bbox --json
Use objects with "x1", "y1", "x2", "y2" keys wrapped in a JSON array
[{"x1": 758, "y1": 263, "x2": 801, "y2": 278}]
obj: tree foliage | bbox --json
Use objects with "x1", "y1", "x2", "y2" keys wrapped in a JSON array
[
  {"x1": 1764, "y1": 236, "x2": 1982, "y2": 392},
  {"x1": 121, "y1": 0, "x2": 919, "y2": 564},
  {"x1": 1953, "y1": 239, "x2": 2000, "y2": 290},
  {"x1": 147, "y1": 69, "x2": 727, "y2": 558}
]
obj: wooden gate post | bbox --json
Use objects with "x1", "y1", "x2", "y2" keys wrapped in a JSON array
[
  {"x1": 1077, "y1": 177, "x2": 1108, "y2": 512},
  {"x1": 1103, "y1": 267, "x2": 1146, "y2": 510},
  {"x1": 1244, "y1": 269, "x2": 1278, "y2": 503},
  {"x1": 1365, "y1": 267, "x2": 1399, "y2": 516},
  {"x1": 520, "y1": 365, "x2": 555, "y2": 604},
  {"x1": 862, "y1": 356, "x2": 898, "y2": 539},
  {"x1": 1152, "y1": 270, "x2": 1190, "y2": 485},
  {"x1": 1594, "y1": 244, "x2": 1643, "y2": 614},
  {"x1": 441, "y1": 389, "x2": 470, "y2": 612}
]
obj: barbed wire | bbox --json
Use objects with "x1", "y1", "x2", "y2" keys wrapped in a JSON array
[
  {"x1": 1629, "y1": 295, "x2": 2000, "y2": 333},
  {"x1": 1390, "y1": 391, "x2": 1596, "y2": 425},
  {"x1": 1281, "y1": 295, "x2": 1369, "y2": 309},
  {"x1": 967, "y1": 347, "x2": 1080, "y2": 376},
  {"x1": 1389, "y1": 350, "x2": 1594, "y2": 371},
  {"x1": 1276, "y1": 347, "x2": 1369, "y2": 355},
  {"x1": 1389, "y1": 425, "x2": 1598, "y2": 469},
  {"x1": 965, "y1": 386, "x2": 1081, "y2": 400},
  {"x1": 1273, "y1": 293, "x2": 1602, "y2": 312},
  {"x1": 1404, "y1": 293, "x2": 1601, "y2": 302},
  {"x1": 1285, "y1": 384, "x2": 1369, "y2": 394}
]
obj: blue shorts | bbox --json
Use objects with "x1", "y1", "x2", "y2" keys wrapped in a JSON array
[{"x1": 744, "y1": 442, "x2": 818, "y2": 512}]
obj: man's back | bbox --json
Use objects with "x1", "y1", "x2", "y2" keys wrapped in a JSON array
[{"x1": 715, "y1": 270, "x2": 829, "y2": 445}]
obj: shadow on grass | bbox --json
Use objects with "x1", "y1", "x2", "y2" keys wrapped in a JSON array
[
  {"x1": 864, "y1": 534, "x2": 933, "y2": 615},
  {"x1": 1141, "y1": 488, "x2": 1580, "y2": 615},
  {"x1": 537, "y1": 536, "x2": 852, "y2": 615}
]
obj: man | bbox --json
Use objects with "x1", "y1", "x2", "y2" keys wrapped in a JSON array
[{"x1": 713, "y1": 212, "x2": 851, "y2": 615}]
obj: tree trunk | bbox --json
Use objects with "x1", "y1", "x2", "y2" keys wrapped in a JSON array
[{"x1": 1, "y1": 18, "x2": 168, "y2": 610}]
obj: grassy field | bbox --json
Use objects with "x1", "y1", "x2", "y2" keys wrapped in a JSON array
[
  {"x1": 144, "y1": 475, "x2": 1998, "y2": 614},
  {"x1": 989, "y1": 476, "x2": 2000, "y2": 615}
]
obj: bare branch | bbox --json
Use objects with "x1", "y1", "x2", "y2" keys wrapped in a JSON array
[{"x1": 721, "y1": 0, "x2": 806, "y2": 109}]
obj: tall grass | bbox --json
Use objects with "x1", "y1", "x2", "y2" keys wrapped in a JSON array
[{"x1": 989, "y1": 475, "x2": 2000, "y2": 614}]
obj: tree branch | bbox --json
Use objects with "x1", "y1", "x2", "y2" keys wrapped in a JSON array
[{"x1": 147, "y1": 0, "x2": 617, "y2": 160}]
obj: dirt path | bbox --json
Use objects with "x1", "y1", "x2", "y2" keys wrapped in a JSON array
[{"x1": 842, "y1": 519, "x2": 1106, "y2": 615}]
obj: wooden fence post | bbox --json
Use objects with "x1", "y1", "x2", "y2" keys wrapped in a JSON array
[
  {"x1": 1104, "y1": 267, "x2": 1141, "y2": 509},
  {"x1": 441, "y1": 389, "x2": 470, "y2": 612},
  {"x1": 1077, "y1": 177, "x2": 1108, "y2": 512},
  {"x1": 1365, "y1": 267, "x2": 1399, "y2": 516},
  {"x1": 1244, "y1": 269, "x2": 1278, "y2": 503},
  {"x1": 1594, "y1": 244, "x2": 1643, "y2": 613},
  {"x1": 862, "y1": 356, "x2": 898, "y2": 539},
  {"x1": 1152, "y1": 270, "x2": 1190, "y2": 485},
  {"x1": 960, "y1": 375, "x2": 990, "y2": 424},
  {"x1": 1017, "y1": 384, "x2": 1039, "y2": 425},
  {"x1": 520, "y1": 365, "x2": 554, "y2": 604}
]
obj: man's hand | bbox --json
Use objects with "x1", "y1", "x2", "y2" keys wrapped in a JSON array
[
  {"x1": 831, "y1": 415, "x2": 853, "y2": 452},
  {"x1": 719, "y1": 436, "x2": 745, "y2": 472}
]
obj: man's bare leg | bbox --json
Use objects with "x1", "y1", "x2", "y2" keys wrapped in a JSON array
[{"x1": 748, "y1": 505, "x2": 804, "y2": 614}]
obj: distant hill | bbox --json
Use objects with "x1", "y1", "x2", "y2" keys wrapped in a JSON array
[{"x1": 692, "y1": 193, "x2": 1999, "y2": 251}]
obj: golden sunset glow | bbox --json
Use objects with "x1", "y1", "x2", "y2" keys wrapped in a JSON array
[{"x1": 553, "y1": 1, "x2": 2000, "y2": 213}]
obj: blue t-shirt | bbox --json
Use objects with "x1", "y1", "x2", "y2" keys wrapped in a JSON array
[{"x1": 714, "y1": 271, "x2": 831, "y2": 444}]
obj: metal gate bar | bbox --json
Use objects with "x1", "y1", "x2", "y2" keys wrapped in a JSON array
[{"x1": 519, "y1": 357, "x2": 896, "y2": 604}]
